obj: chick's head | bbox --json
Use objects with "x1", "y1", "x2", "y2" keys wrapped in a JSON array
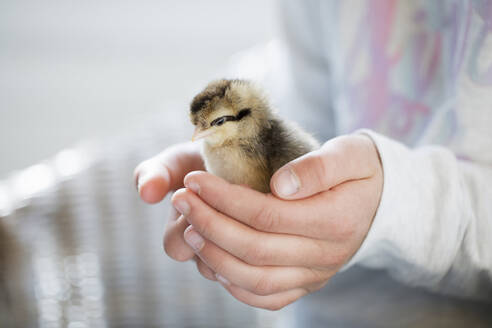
[{"x1": 189, "y1": 79, "x2": 271, "y2": 146}]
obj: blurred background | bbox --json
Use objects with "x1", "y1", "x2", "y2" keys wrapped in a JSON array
[
  {"x1": 0, "y1": 1, "x2": 281, "y2": 327},
  {"x1": 0, "y1": 0, "x2": 278, "y2": 178},
  {"x1": 1, "y1": 1, "x2": 492, "y2": 328}
]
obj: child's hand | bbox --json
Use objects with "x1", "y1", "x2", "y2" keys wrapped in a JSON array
[
  {"x1": 169, "y1": 135, "x2": 383, "y2": 310},
  {"x1": 134, "y1": 141, "x2": 205, "y2": 262},
  {"x1": 134, "y1": 141, "x2": 204, "y2": 204}
]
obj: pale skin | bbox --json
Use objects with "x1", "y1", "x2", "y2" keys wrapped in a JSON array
[{"x1": 134, "y1": 134, "x2": 383, "y2": 311}]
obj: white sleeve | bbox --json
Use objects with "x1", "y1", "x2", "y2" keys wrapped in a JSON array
[
  {"x1": 344, "y1": 130, "x2": 492, "y2": 300},
  {"x1": 224, "y1": 0, "x2": 336, "y2": 142}
]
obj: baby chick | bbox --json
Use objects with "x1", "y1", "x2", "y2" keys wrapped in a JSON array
[{"x1": 189, "y1": 79, "x2": 319, "y2": 193}]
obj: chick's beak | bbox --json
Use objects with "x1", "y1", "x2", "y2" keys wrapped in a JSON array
[{"x1": 192, "y1": 126, "x2": 215, "y2": 141}]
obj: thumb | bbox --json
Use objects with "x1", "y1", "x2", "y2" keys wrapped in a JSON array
[
  {"x1": 270, "y1": 135, "x2": 378, "y2": 200},
  {"x1": 134, "y1": 142, "x2": 203, "y2": 204}
]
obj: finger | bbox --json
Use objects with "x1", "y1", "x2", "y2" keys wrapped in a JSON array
[
  {"x1": 172, "y1": 189, "x2": 346, "y2": 267},
  {"x1": 182, "y1": 171, "x2": 354, "y2": 239},
  {"x1": 193, "y1": 256, "x2": 217, "y2": 281},
  {"x1": 163, "y1": 206, "x2": 195, "y2": 262},
  {"x1": 184, "y1": 226, "x2": 333, "y2": 296},
  {"x1": 219, "y1": 283, "x2": 309, "y2": 311},
  {"x1": 270, "y1": 134, "x2": 379, "y2": 200},
  {"x1": 134, "y1": 142, "x2": 203, "y2": 204}
]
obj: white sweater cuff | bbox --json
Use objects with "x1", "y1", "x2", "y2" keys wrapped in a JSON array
[
  {"x1": 342, "y1": 129, "x2": 397, "y2": 270},
  {"x1": 341, "y1": 129, "x2": 466, "y2": 288}
]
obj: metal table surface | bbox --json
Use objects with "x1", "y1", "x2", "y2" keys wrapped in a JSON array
[{"x1": 1, "y1": 123, "x2": 491, "y2": 328}]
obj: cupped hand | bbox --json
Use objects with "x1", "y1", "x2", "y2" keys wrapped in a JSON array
[
  {"x1": 168, "y1": 134, "x2": 383, "y2": 310},
  {"x1": 134, "y1": 141, "x2": 204, "y2": 204},
  {"x1": 134, "y1": 141, "x2": 204, "y2": 261}
]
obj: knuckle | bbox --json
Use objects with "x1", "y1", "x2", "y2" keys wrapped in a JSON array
[
  {"x1": 351, "y1": 135, "x2": 376, "y2": 168},
  {"x1": 287, "y1": 151, "x2": 329, "y2": 192},
  {"x1": 250, "y1": 204, "x2": 277, "y2": 232},
  {"x1": 330, "y1": 251, "x2": 347, "y2": 267},
  {"x1": 195, "y1": 210, "x2": 215, "y2": 238},
  {"x1": 317, "y1": 246, "x2": 347, "y2": 268},
  {"x1": 253, "y1": 274, "x2": 276, "y2": 296},
  {"x1": 317, "y1": 255, "x2": 335, "y2": 268},
  {"x1": 341, "y1": 219, "x2": 358, "y2": 239},
  {"x1": 327, "y1": 136, "x2": 353, "y2": 159},
  {"x1": 307, "y1": 268, "x2": 330, "y2": 285},
  {"x1": 242, "y1": 242, "x2": 269, "y2": 266},
  {"x1": 195, "y1": 259, "x2": 215, "y2": 280},
  {"x1": 312, "y1": 239, "x2": 336, "y2": 267},
  {"x1": 316, "y1": 254, "x2": 332, "y2": 268},
  {"x1": 263, "y1": 301, "x2": 288, "y2": 312},
  {"x1": 306, "y1": 280, "x2": 329, "y2": 293},
  {"x1": 208, "y1": 259, "x2": 224, "y2": 275},
  {"x1": 341, "y1": 135, "x2": 379, "y2": 173},
  {"x1": 332, "y1": 216, "x2": 358, "y2": 241},
  {"x1": 328, "y1": 247, "x2": 351, "y2": 267},
  {"x1": 336, "y1": 135, "x2": 356, "y2": 150}
]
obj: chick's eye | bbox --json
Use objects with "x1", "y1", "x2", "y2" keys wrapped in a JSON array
[{"x1": 213, "y1": 117, "x2": 226, "y2": 126}]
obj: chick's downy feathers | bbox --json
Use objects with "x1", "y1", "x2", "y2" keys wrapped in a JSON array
[{"x1": 190, "y1": 79, "x2": 319, "y2": 193}]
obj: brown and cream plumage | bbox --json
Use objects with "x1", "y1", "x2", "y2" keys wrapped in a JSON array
[{"x1": 189, "y1": 79, "x2": 319, "y2": 193}]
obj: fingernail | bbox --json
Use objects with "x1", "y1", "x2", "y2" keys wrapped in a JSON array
[
  {"x1": 174, "y1": 200, "x2": 190, "y2": 216},
  {"x1": 184, "y1": 227, "x2": 205, "y2": 251},
  {"x1": 215, "y1": 273, "x2": 230, "y2": 286},
  {"x1": 274, "y1": 168, "x2": 299, "y2": 197},
  {"x1": 186, "y1": 181, "x2": 200, "y2": 194}
]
